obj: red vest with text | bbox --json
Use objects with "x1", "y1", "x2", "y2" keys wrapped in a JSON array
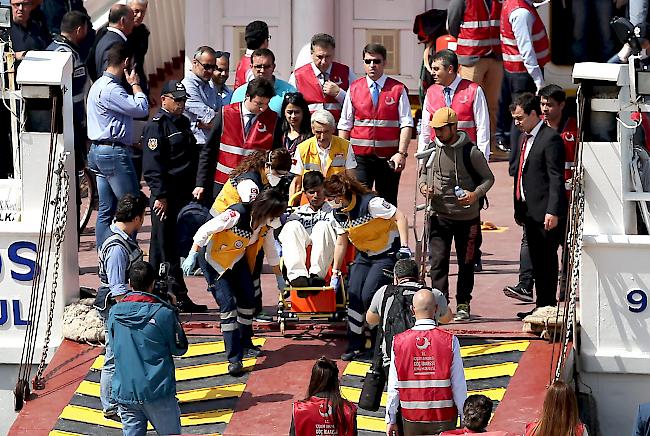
[
  {"x1": 456, "y1": 0, "x2": 502, "y2": 65},
  {"x1": 561, "y1": 117, "x2": 578, "y2": 197},
  {"x1": 214, "y1": 103, "x2": 277, "y2": 184},
  {"x1": 234, "y1": 53, "x2": 251, "y2": 90},
  {"x1": 425, "y1": 80, "x2": 479, "y2": 142},
  {"x1": 393, "y1": 327, "x2": 458, "y2": 423},
  {"x1": 294, "y1": 62, "x2": 350, "y2": 122},
  {"x1": 293, "y1": 396, "x2": 357, "y2": 436},
  {"x1": 349, "y1": 77, "x2": 405, "y2": 158},
  {"x1": 525, "y1": 422, "x2": 584, "y2": 436},
  {"x1": 500, "y1": 0, "x2": 550, "y2": 73}
]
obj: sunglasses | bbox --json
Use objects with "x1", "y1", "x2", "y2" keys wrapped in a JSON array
[
  {"x1": 253, "y1": 63, "x2": 273, "y2": 70},
  {"x1": 197, "y1": 61, "x2": 216, "y2": 70},
  {"x1": 364, "y1": 58, "x2": 383, "y2": 65},
  {"x1": 215, "y1": 51, "x2": 230, "y2": 59}
]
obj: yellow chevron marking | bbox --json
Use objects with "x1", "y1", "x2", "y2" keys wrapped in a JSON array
[
  {"x1": 59, "y1": 404, "x2": 232, "y2": 429},
  {"x1": 357, "y1": 415, "x2": 386, "y2": 432},
  {"x1": 341, "y1": 386, "x2": 506, "y2": 408},
  {"x1": 75, "y1": 380, "x2": 246, "y2": 402},
  {"x1": 343, "y1": 360, "x2": 518, "y2": 380},
  {"x1": 91, "y1": 337, "x2": 265, "y2": 369},
  {"x1": 460, "y1": 340, "x2": 529, "y2": 358}
]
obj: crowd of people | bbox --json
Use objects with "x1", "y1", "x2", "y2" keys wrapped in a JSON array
[{"x1": 2, "y1": 0, "x2": 625, "y2": 434}]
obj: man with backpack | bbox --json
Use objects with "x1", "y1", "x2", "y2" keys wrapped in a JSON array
[
  {"x1": 366, "y1": 258, "x2": 451, "y2": 372},
  {"x1": 418, "y1": 107, "x2": 494, "y2": 321}
]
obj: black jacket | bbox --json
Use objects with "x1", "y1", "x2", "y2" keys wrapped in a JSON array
[
  {"x1": 513, "y1": 123, "x2": 567, "y2": 223},
  {"x1": 142, "y1": 110, "x2": 198, "y2": 200},
  {"x1": 90, "y1": 27, "x2": 123, "y2": 80},
  {"x1": 127, "y1": 24, "x2": 150, "y2": 96}
]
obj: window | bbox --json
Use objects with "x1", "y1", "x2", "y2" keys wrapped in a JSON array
[
  {"x1": 233, "y1": 26, "x2": 246, "y2": 63},
  {"x1": 366, "y1": 29, "x2": 399, "y2": 75}
]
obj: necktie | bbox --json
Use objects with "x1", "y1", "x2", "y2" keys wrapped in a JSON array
[
  {"x1": 515, "y1": 133, "x2": 532, "y2": 201},
  {"x1": 320, "y1": 72, "x2": 329, "y2": 85},
  {"x1": 371, "y1": 82, "x2": 380, "y2": 107},
  {"x1": 444, "y1": 87, "x2": 452, "y2": 107},
  {"x1": 244, "y1": 113, "x2": 255, "y2": 137}
]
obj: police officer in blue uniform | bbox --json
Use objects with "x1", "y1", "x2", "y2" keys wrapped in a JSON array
[{"x1": 142, "y1": 80, "x2": 207, "y2": 313}]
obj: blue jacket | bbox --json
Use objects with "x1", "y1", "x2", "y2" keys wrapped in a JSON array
[
  {"x1": 108, "y1": 292, "x2": 188, "y2": 404},
  {"x1": 634, "y1": 402, "x2": 650, "y2": 436}
]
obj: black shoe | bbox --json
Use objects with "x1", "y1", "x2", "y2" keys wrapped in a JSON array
[
  {"x1": 290, "y1": 276, "x2": 310, "y2": 288},
  {"x1": 341, "y1": 349, "x2": 363, "y2": 361},
  {"x1": 177, "y1": 299, "x2": 208, "y2": 313},
  {"x1": 517, "y1": 309, "x2": 535, "y2": 320},
  {"x1": 228, "y1": 361, "x2": 244, "y2": 376},
  {"x1": 496, "y1": 139, "x2": 511, "y2": 153},
  {"x1": 503, "y1": 285, "x2": 534, "y2": 303},
  {"x1": 309, "y1": 274, "x2": 326, "y2": 287},
  {"x1": 244, "y1": 345, "x2": 262, "y2": 358},
  {"x1": 474, "y1": 259, "x2": 483, "y2": 273}
]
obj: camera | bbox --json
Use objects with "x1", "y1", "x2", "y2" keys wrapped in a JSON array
[{"x1": 152, "y1": 262, "x2": 174, "y2": 303}]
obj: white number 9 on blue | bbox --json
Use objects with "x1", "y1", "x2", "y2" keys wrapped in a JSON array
[{"x1": 627, "y1": 289, "x2": 648, "y2": 313}]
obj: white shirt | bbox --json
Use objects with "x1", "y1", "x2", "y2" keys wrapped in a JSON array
[
  {"x1": 106, "y1": 27, "x2": 127, "y2": 42},
  {"x1": 338, "y1": 74, "x2": 414, "y2": 132},
  {"x1": 518, "y1": 120, "x2": 544, "y2": 201},
  {"x1": 510, "y1": 3, "x2": 545, "y2": 91},
  {"x1": 192, "y1": 209, "x2": 280, "y2": 266},
  {"x1": 418, "y1": 75, "x2": 490, "y2": 160},
  {"x1": 288, "y1": 62, "x2": 357, "y2": 104},
  {"x1": 290, "y1": 140, "x2": 358, "y2": 175},
  {"x1": 283, "y1": 203, "x2": 335, "y2": 234},
  {"x1": 385, "y1": 319, "x2": 467, "y2": 425}
]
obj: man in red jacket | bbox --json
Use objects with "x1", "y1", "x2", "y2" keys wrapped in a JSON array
[
  {"x1": 289, "y1": 33, "x2": 356, "y2": 123},
  {"x1": 338, "y1": 43, "x2": 413, "y2": 205}
]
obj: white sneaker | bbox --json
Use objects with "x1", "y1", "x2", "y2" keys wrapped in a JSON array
[{"x1": 454, "y1": 304, "x2": 470, "y2": 321}]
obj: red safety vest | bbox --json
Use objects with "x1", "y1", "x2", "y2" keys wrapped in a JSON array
[
  {"x1": 292, "y1": 396, "x2": 357, "y2": 436},
  {"x1": 560, "y1": 117, "x2": 578, "y2": 197},
  {"x1": 425, "y1": 79, "x2": 479, "y2": 142},
  {"x1": 348, "y1": 77, "x2": 405, "y2": 158},
  {"x1": 524, "y1": 421, "x2": 585, "y2": 436},
  {"x1": 214, "y1": 103, "x2": 277, "y2": 184},
  {"x1": 500, "y1": 0, "x2": 550, "y2": 73},
  {"x1": 456, "y1": 0, "x2": 502, "y2": 65},
  {"x1": 293, "y1": 62, "x2": 350, "y2": 122},
  {"x1": 234, "y1": 52, "x2": 251, "y2": 90},
  {"x1": 393, "y1": 327, "x2": 458, "y2": 423}
]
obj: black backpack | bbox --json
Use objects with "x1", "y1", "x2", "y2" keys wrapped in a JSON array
[
  {"x1": 462, "y1": 142, "x2": 489, "y2": 209},
  {"x1": 381, "y1": 283, "x2": 426, "y2": 361}
]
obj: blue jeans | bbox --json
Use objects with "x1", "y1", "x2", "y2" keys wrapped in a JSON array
[
  {"x1": 99, "y1": 309, "x2": 117, "y2": 414},
  {"x1": 200, "y1": 253, "x2": 255, "y2": 363},
  {"x1": 572, "y1": 0, "x2": 614, "y2": 62},
  {"x1": 118, "y1": 395, "x2": 181, "y2": 436},
  {"x1": 88, "y1": 143, "x2": 140, "y2": 248}
]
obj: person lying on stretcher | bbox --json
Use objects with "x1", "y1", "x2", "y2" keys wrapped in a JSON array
[{"x1": 279, "y1": 171, "x2": 337, "y2": 288}]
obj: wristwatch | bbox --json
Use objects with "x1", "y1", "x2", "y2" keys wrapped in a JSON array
[{"x1": 398, "y1": 151, "x2": 408, "y2": 157}]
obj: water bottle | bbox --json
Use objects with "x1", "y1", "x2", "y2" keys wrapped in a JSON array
[{"x1": 454, "y1": 185, "x2": 465, "y2": 198}]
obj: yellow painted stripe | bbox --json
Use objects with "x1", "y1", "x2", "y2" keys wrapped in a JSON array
[
  {"x1": 75, "y1": 380, "x2": 246, "y2": 402},
  {"x1": 92, "y1": 357, "x2": 257, "y2": 380},
  {"x1": 460, "y1": 340, "x2": 529, "y2": 358},
  {"x1": 49, "y1": 431, "x2": 83, "y2": 436},
  {"x1": 358, "y1": 415, "x2": 386, "y2": 432},
  {"x1": 91, "y1": 338, "x2": 265, "y2": 369},
  {"x1": 343, "y1": 360, "x2": 518, "y2": 380},
  {"x1": 182, "y1": 338, "x2": 265, "y2": 358},
  {"x1": 341, "y1": 385, "x2": 506, "y2": 408},
  {"x1": 59, "y1": 404, "x2": 232, "y2": 429}
]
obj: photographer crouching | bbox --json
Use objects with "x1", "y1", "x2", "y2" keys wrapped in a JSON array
[{"x1": 108, "y1": 261, "x2": 189, "y2": 435}]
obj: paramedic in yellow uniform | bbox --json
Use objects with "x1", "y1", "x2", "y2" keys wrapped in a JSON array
[
  {"x1": 181, "y1": 189, "x2": 287, "y2": 375},
  {"x1": 289, "y1": 109, "x2": 357, "y2": 197},
  {"x1": 324, "y1": 173, "x2": 410, "y2": 361}
]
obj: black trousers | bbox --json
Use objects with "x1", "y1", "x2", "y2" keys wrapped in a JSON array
[
  {"x1": 149, "y1": 191, "x2": 193, "y2": 298},
  {"x1": 523, "y1": 216, "x2": 565, "y2": 307},
  {"x1": 354, "y1": 155, "x2": 401, "y2": 206},
  {"x1": 518, "y1": 227, "x2": 534, "y2": 290},
  {"x1": 428, "y1": 215, "x2": 481, "y2": 305}
]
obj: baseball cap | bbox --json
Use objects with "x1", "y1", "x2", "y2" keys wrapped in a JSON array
[
  {"x1": 245, "y1": 20, "x2": 269, "y2": 44},
  {"x1": 429, "y1": 107, "x2": 458, "y2": 128},
  {"x1": 160, "y1": 80, "x2": 187, "y2": 98}
]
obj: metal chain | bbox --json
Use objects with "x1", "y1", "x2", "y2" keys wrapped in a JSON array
[{"x1": 33, "y1": 152, "x2": 69, "y2": 387}]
